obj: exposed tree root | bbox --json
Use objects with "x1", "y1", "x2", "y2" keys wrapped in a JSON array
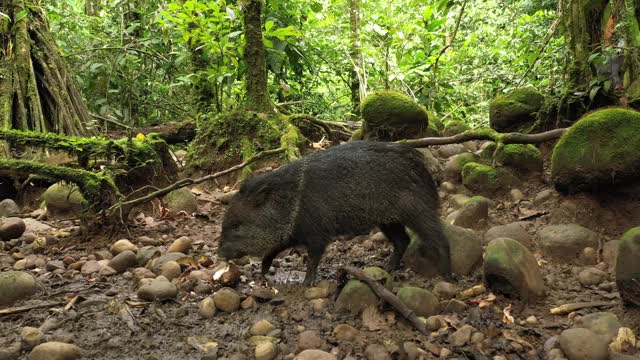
[{"x1": 399, "y1": 128, "x2": 567, "y2": 147}]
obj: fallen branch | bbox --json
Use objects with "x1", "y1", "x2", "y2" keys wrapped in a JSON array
[
  {"x1": 399, "y1": 128, "x2": 567, "y2": 147},
  {"x1": 106, "y1": 147, "x2": 286, "y2": 216},
  {"x1": 0, "y1": 301, "x2": 66, "y2": 316},
  {"x1": 549, "y1": 301, "x2": 615, "y2": 315},
  {"x1": 340, "y1": 266, "x2": 427, "y2": 334}
]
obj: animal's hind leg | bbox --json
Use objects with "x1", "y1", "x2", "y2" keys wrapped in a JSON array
[{"x1": 380, "y1": 223, "x2": 411, "y2": 271}]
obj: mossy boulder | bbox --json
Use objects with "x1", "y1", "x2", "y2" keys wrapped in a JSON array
[
  {"x1": 483, "y1": 237, "x2": 545, "y2": 304},
  {"x1": 397, "y1": 287, "x2": 439, "y2": 317},
  {"x1": 162, "y1": 188, "x2": 198, "y2": 215},
  {"x1": 360, "y1": 90, "x2": 428, "y2": 140},
  {"x1": 495, "y1": 144, "x2": 543, "y2": 173},
  {"x1": 625, "y1": 78, "x2": 640, "y2": 109},
  {"x1": 42, "y1": 182, "x2": 86, "y2": 214},
  {"x1": 489, "y1": 87, "x2": 544, "y2": 132},
  {"x1": 443, "y1": 120, "x2": 470, "y2": 136},
  {"x1": 616, "y1": 231, "x2": 640, "y2": 306},
  {"x1": 551, "y1": 108, "x2": 640, "y2": 193},
  {"x1": 336, "y1": 267, "x2": 391, "y2": 314},
  {"x1": 461, "y1": 162, "x2": 516, "y2": 194}
]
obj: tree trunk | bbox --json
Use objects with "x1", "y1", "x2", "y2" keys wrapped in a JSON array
[
  {"x1": 559, "y1": 0, "x2": 640, "y2": 95},
  {"x1": 349, "y1": 0, "x2": 361, "y2": 118},
  {"x1": 242, "y1": 0, "x2": 275, "y2": 113},
  {"x1": 0, "y1": 0, "x2": 92, "y2": 136}
]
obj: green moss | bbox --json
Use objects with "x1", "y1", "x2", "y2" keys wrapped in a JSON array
[
  {"x1": 495, "y1": 144, "x2": 543, "y2": 173},
  {"x1": 443, "y1": 120, "x2": 470, "y2": 136},
  {"x1": 622, "y1": 227, "x2": 640, "y2": 240},
  {"x1": 454, "y1": 152, "x2": 478, "y2": 169},
  {"x1": 489, "y1": 87, "x2": 545, "y2": 132},
  {"x1": 551, "y1": 107, "x2": 640, "y2": 192},
  {"x1": 349, "y1": 128, "x2": 364, "y2": 141},
  {"x1": 462, "y1": 162, "x2": 515, "y2": 194},
  {"x1": 479, "y1": 142, "x2": 498, "y2": 160},
  {"x1": 360, "y1": 90, "x2": 428, "y2": 140}
]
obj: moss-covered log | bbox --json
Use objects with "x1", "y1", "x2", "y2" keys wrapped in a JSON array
[
  {"x1": 0, "y1": 0, "x2": 92, "y2": 135},
  {"x1": 0, "y1": 159, "x2": 120, "y2": 212}
]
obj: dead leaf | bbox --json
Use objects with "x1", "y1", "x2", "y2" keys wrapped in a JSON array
[
  {"x1": 610, "y1": 327, "x2": 636, "y2": 353},
  {"x1": 186, "y1": 336, "x2": 218, "y2": 352},
  {"x1": 459, "y1": 284, "x2": 486, "y2": 300},
  {"x1": 502, "y1": 304, "x2": 514, "y2": 324},
  {"x1": 362, "y1": 306, "x2": 386, "y2": 331},
  {"x1": 118, "y1": 303, "x2": 139, "y2": 332},
  {"x1": 469, "y1": 293, "x2": 496, "y2": 308}
]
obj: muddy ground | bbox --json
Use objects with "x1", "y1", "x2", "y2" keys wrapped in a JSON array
[{"x1": 2, "y1": 144, "x2": 640, "y2": 360}]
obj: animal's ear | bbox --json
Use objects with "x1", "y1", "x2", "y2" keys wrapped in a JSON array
[{"x1": 252, "y1": 184, "x2": 273, "y2": 206}]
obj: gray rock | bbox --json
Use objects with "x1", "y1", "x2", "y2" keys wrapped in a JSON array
[
  {"x1": 539, "y1": 224, "x2": 599, "y2": 261},
  {"x1": 28, "y1": 341, "x2": 82, "y2": 360},
  {"x1": 22, "y1": 219, "x2": 52, "y2": 233},
  {"x1": 80, "y1": 260, "x2": 102, "y2": 275},
  {"x1": 0, "y1": 199, "x2": 20, "y2": 217},
  {"x1": 21, "y1": 326, "x2": 44, "y2": 349},
  {"x1": 578, "y1": 267, "x2": 607, "y2": 287},
  {"x1": 438, "y1": 144, "x2": 467, "y2": 159},
  {"x1": 445, "y1": 224, "x2": 483, "y2": 276},
  {"x1": 0, "y1": 271, "x2": 38, "y2": 306},
  {"x1": 108, "y1": 250, "x2": 137, "y2": 273},
  {"x1": 45, "y1": 261, "x2": 66, "y2": 272},
  {"x1": 577, "y1": 312, "x2": 621, "y2": 342},
  {"x1": 484, "y1": 222, "x2": 532, "y2": 248},
  {"x1": 433, "y1": 281, "x2": 458, "y2": 300},
  {"x1": 602, "y1": 240, "x2": 619, "y2": 269},
  {"x1": 213, "y1": 287, "x2": 241, "y2": 312},
  {"x1": 297, "y1": 330, "x2": 326, "y2": 352},
  {"x1": 364, "y1": 344, "x2": 391, "y2": 360},
  {"x1": 0, "y1": 217, "x2": 26, "y2": 241},
  {"x1": 449, "y1": 325, "x2": 475, "y2": 347},
  {"x1": 42, "y1": 183, "x2": 85, "y2": 215},
  {"x1": 558, "y1": 328, "x2": 608, "y2": 360},
  {"x1": 443, "y1": 153, "x2": 477, "y2": 182},
  {"x1": 137, "y1": 276, "x2": 178, "y2": 301},
  {"x1": 452, "y1": 197, "x2": 488, "y2": 229},
  {"x1": 148, "y1": 252, "x2": 187, "y2": 274},
  {"x1": 534, "y1": 189, "x2": 555, "y2": 205},
  {"x1": 294, "y1": 350, "x2": 337, "y2": 360},
  {"x1": 136, "y1": 246, "x2": 161, "y2": 267},
  {"x1": 450, "y1": 194, "x2": 470, "y2": 209}
]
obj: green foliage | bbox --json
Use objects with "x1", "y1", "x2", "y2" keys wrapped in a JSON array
[{"x1": 46, "y1": 0, "x2": 564, "y2": 128}]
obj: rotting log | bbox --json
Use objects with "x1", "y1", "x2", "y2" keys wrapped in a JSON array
[{"x1": 0, "y1": 159, "x2": 121, "y2": 211}]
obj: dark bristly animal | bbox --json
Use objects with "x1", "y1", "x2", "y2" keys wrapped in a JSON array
[{"x1": 218, "y1": 140, "x2": 450, "y2": 286}]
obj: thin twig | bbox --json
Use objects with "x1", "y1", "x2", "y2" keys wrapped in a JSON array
[{"x1": 0, "y1": 301, "x2": 66, "y2": 316}]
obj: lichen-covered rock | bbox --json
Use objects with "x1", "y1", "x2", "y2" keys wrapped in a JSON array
[
  {"x1": 551, "y1": 108, "x2": 640, "y2": 193},
  {"x1": 42, "y1": 182, "x2": 85, "y2": 214},
  {"x1": 461, "y1": 162, "x2": 516, "y2": 194},
  {"x1": 0, "y1": 271, "x2": 38, "y2": 306},
  {"x1": 397, "y1": 287, "x2": 439, "y2": 317},
  {"x1": 162, "y1": 188, "x2": 197, "y2": 215},
  {"x1": 360, "y1": 90, "x2": 428, "y2": 140},
  {"x1": 616, "y1": 231, "x2": 640, "y2": 306},
  {"x1": 336, "y1": 267, "x2": 390, "y2": 314},
  {"x1": 483, "y1": 237, "x2": 545, "y2": 304},
  {"x1": 489, "y1": 87, "x2": 544, "y2": 132},
  {"x1": 495, "y1": 144, "x2": 543, "y2": 173}
]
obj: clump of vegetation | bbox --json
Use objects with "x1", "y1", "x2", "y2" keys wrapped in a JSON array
[
  {"x1": 551, "y1": 107, "x2": 640, "y2": 192},
  {"x1": 186, "y1": 111, "x2": 305, "y2": 180}
]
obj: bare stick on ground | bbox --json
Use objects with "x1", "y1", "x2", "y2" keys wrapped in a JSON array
[
  {"x1": 549, "y1": 301, "x2": 615, "y2": 315},
  {"x1": 340, "y1": 266, "x2": 427, "y2": 334}
]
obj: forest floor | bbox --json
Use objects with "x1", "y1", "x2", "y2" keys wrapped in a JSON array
[{"x1": 2, "y1": 141, "x2": 640, "y2": 360}]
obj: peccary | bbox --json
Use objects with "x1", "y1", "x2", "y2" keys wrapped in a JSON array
[{"x1": 218, "y1": 140, "x2": 451, "y2": 286}]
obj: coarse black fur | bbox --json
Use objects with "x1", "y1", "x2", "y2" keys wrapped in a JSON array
[{"x1": 218, "y1": 140, "x2": 451, "y2": 286}]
